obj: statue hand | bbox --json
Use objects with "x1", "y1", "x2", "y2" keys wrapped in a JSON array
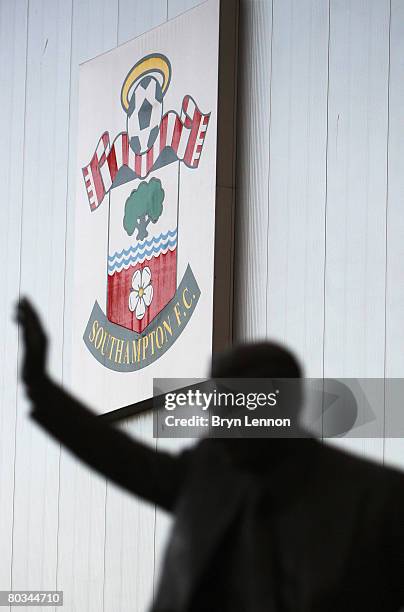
[{"x1": 15, "y1": 297, "x2": 49, "y2": 393}]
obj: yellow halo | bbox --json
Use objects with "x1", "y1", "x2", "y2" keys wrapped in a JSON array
[{"x1": 121, "y1": 54, "x2": 171, "y2": 113}]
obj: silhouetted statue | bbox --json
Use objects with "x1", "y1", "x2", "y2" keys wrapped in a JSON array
[{"x1": 16, "y1": 298, "x2": 404, "y2": 611}]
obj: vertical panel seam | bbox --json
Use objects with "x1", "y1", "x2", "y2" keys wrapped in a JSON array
[
  {"x1": 56, "y1": 0, "x2": 75, "y2": 605},
  {"x1": 243, "y1": 1, "x2": 252, "y2": 339},
  {"x1": 265, "y1": 0, "x2": 274, "y2": 337},
  {"x1": 383, "y1": 0, "x2": 392, "y2": 464},
  {"x1": 10, "y1": 0, "x2": 30, "y2": 595},
  {"x1": 229, "y1": 1, "x2": 239, "y2": 344},
  {"x1": 321, "y1": 0, "x2": 331, "y2": 440}
]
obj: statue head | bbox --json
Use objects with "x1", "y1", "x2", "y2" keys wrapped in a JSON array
[{"x1": 210, "y1": 341, "x2": 304, "y2": 435}]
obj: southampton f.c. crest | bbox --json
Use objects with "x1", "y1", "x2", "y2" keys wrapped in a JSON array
[{"x1": 81, "y1": 54, "x2": 210, "y2": 371}]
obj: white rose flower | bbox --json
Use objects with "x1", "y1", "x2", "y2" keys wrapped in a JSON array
[{"x1": 129, "y1": 266, "x2": 153, "y2": 320}]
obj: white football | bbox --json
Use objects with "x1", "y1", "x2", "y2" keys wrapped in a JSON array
[{"x1": 127, "y1": 75, "x2": 163, "y2": 155}]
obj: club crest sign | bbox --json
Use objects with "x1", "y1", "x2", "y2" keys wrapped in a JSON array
[
  {"x1": 81, "y1": 53, "x2": 210, "y2": 371},
  {"x1": 71, "y1": 0, "x2": 222, "y2": 413}
]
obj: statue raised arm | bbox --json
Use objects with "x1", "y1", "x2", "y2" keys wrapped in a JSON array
[{"x1": 15, "y1": 298, "x2": 189, "y2": 512}]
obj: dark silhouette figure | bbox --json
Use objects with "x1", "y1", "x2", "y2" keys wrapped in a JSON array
[{"x1": 15, "y1": 298, "x2": 404, "y2": 611}]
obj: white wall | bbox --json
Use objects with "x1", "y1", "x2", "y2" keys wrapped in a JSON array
[
  {"x1": 1, "y1": 0, "x2": 404, "y2": 610},
  {"x1": 235, "y1": 0, "x2": 404, "y2": 464}
]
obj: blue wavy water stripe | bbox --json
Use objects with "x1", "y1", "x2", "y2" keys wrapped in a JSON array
[
  {"x1": 108, "y1": 242, "x2": 177, "y2": 272},
  {"x1": 109, "y1": 237, "x2": 178, "y2": 267},
  {"x1": 108, "y1": 239, "x2": 177, "y2": 272},
  {"x1": 109, "y1": 229, "x2": 177, "y2": 262}
]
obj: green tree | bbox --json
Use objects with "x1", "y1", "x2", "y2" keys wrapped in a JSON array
[{"x1": 123, "y1": 178, "x2": 165, "y2": 241}]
